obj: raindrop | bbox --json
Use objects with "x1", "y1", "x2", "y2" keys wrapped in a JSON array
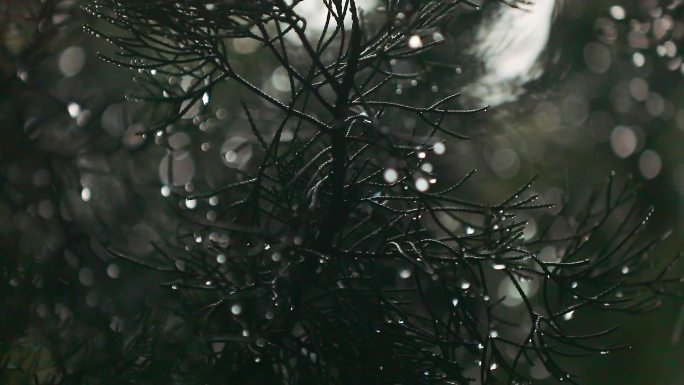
[
  {"x1": 638, "y1": 150, "x2": 662, "y2": 179},
  {"x1": 221, "y1": 136, "x2": 252, "y2": 169},
  {"x1": 81, "y1": 187, "x2": 92, "y2": 202},
  {"x1": 563, "y1": 311, "x2": 575, "y2": 321},
  {"x1": 408, "y1": 35, "x2": 423, "y2": 49},
  {"x1": 106, "y1": 264, "x2": 120, "y2": 279},
  {"x1": 610, "y1": 126, "x2": 638, "y2": 158},
  {"x1": 415, "y1": 177, "x2": 429, "y2": 192},
  {"x1": 433, "y1": 142, "x2": 446, "y2": 155},
  {"x1": 646, "y1": 93, "x2": 665, "y2": 117},
  {"x1": 216, "y1": 107, "x2": 228, "y2": 120},
  {"x1": 175, "y1": 260, "x2": 186, "y2": 271},
  {"x1": 231, "y1": 304, "x2": 242, "y2": 316},
  {"x1": 632, "y1": 52, "x2": 645, "y2": 67},
  {"x1": 399, "y1": 268, "x2": 412, "y2": 279},
  {"x1": 629, "y1": 78, "x2": 649, "y2": 101},
  {"x1": 271, "y1": 66, "x2": 291, "y2": 92},
  {"x1": 584, "y1": 42, "x2": 611, "y2": 74},
  {"x1": 384, "y1": 168, "x2": 399, "y2": 183},
  {"x1": 159, "y1": 150, "x2": 196, "y2": 186},
  {"x1": 609, "y1": 5, "x2": 626, "y2": 20},
  {"x1": 225, "y1": 151, "x2": 237, "y2": 162},
  {"x1": 68, "y1": 102, "x2": 82, "y2": 118},
  {"x1": 17, "y1": 69, "x2": 28, "y2": 82},
  {"x1": 59, "y1": 46, "x2": 86, "y2": 77}
]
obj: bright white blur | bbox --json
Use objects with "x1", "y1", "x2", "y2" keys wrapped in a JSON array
[
  {"x1": 462, "y1": 0, "x2": 558, "y2": 107},
  {"x1": 295, "y1": 0, "x2": 558, "y2": 107},
  {"x1": 288, "y1": 0, "x2": 378, "y2": 37}
]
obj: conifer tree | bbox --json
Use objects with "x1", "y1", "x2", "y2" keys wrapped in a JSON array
[{"x1": 2, "y1": 1, "x2": 683, "y2": 384}]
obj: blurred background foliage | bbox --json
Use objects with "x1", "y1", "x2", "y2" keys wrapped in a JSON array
[{"x1": 1, "y1": 0, "x2": 684, "y2": 384}]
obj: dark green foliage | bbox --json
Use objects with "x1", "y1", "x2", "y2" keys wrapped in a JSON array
[{"x1": 1, "y1": 1, "x2": 682, "y2": 385}]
